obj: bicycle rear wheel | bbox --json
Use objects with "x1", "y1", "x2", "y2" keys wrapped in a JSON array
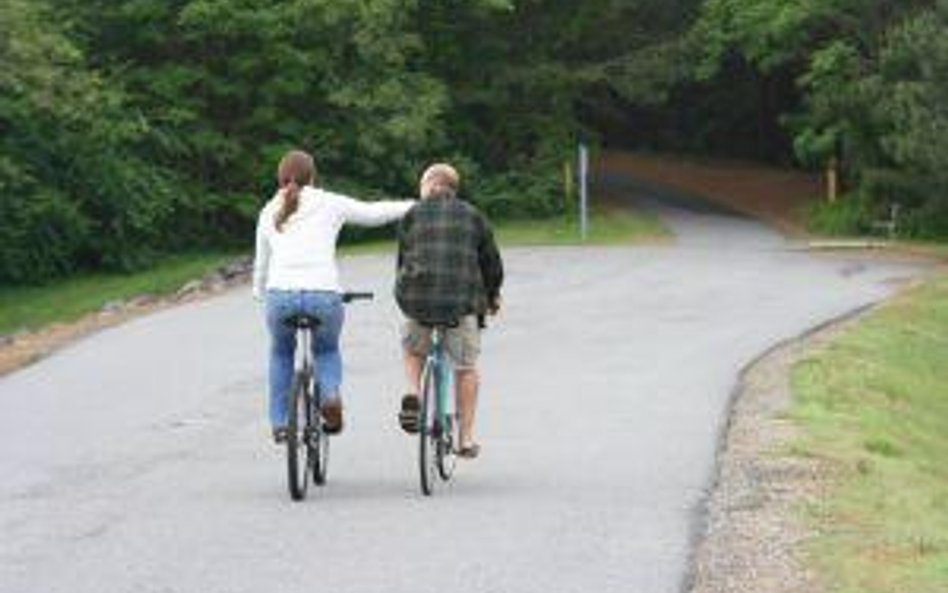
[
  {"x1": 418, "y1": 360, "x2": 439, "y2": 496},
  {"x1": 311, "y1": 386, "x2": 329, "y2": 486},
  {"x1": 286, "y1": 371, "x2": 311, "y2": 501},
  {"x1": 435, "y1": 366, "x2": 458, "y2": 481},
  {"x1": 436, "y1": 414, "x2": 458, "y2": 481}
]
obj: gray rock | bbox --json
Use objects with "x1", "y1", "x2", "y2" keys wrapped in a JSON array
[
  {"x1": 176, "y1": 280, "x2": 203, "y2": 298},
  {"x1": 200, "y1": 272, "x2": 226, "y2": 288},
  {"x1": 204, "y1": 280, "x2": 227, "y2": 293},
  {"x1": 100, "y1": 300, "x2": 125, "y2": 314},
  {"x1": 127, "y1": 294, "x2": 158, "y2": 308},
  {"x1": 219, "y1": 257, "x2": 252, "y2": 280}
]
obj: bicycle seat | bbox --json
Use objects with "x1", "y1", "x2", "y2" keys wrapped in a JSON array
[
  {"x1": 282, "y1": 314, "x2": 322, "y2": 329},
  {"x1": 419, "y1": 319, "x2": 460, "y2": 329}
]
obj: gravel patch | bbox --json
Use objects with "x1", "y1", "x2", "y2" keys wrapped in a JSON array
[{"x1": 687, "y1": 314, "x2": 867, "y2": 593}]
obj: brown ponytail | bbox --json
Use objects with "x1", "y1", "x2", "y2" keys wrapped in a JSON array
[{"x1": 274, "y1": 150, "x2": 317, "y2": 232}]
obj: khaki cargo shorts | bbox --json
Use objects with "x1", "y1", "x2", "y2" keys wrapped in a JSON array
[{"x1": 402, "y1": 316, "x2": 481, "y2": 369}]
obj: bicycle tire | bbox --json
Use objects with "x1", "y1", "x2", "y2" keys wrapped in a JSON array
[
  {"x1": 311, "y1": 385, "x2": 329, "y2": 486},
  {"x1": 418, "y1": 359, "x2": 438, "y2": 496},
  {"x1": 436, "y1": 366, "x2": 458, "y2": 481},
  {"x1": 436, "y1": 420, "x2": 458, "y2": 480},
  {"x1": 286, "y1": 371, "x2": 310, "y2": 501}
]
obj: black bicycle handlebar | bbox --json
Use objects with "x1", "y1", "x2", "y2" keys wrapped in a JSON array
[{"x1": 342, "y1": 291, "x2": 374, "y2": 303}]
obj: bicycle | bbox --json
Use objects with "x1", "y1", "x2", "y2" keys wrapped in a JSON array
[
  {"x1": 417, "y1": 323, "x2": 460, "y2": 496},
  {"x1": 283, "y1": 291, "x2": 373, "y2": 501}
]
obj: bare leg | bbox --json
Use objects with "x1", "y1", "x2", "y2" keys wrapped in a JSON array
[
  {"x1": 404, "y1": 348, "x2": 424, "y2": 396},
  {"x1": 455, "y1": 368, "x2": 479, "y2": 448},
  {"x1": 396, "y1": 348, "x2": 426, "y2": 434}
]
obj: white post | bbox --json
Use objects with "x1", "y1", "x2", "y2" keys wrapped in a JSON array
[{"x1": 578, "y1": 143, "x2": 589, "y2": 241}]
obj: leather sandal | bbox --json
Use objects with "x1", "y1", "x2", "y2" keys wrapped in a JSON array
[
  {"x1": 398, "y1": 394, "x2": 420, "y2": 434},
  {"x1": 458, "y1": 442, "x2": 481, "y2": 459}
]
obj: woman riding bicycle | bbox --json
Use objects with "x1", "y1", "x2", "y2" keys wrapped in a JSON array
[{"x1": 253, "y1": 149, "x2": 413, "y2": 443}]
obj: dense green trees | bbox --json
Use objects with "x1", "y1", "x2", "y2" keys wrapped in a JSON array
[
  {"x1": 689, "y1": 0, "x2": 948, "y2": 235},
  {"x1": 1, "y1": 0, "x2": 183, "y2": 282},
  {"x1": 62, "y1": 0, "x2": 455, "y2": 228},
  {"x1": 1, "y1": 0, "x2": 945, "y2": 283}
]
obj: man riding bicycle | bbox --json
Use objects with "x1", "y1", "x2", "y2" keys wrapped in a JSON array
[{"x1": 395, "y1": 163, "x2": 504, "y2": 459}]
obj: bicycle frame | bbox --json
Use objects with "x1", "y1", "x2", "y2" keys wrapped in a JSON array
[
  {"x1": 427, "y1": 328, "x2": 453, "y2": 431},
  {"x1": 294, "y1": 327, "x2": 315, "y2": 397},
  {"x1": 418, "y1": 324, "x2": 459, "y2": 495}
]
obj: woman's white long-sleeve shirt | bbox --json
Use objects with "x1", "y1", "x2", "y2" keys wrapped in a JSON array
[{"x1": 253, "y1": 186, "x2": 413, "y2": 298}]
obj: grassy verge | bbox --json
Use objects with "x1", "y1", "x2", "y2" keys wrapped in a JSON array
[
  {"x1": 0, "y1": 251, "x2": 240, "y2": 335},
  {"x1": 339, "y1": 203, "x2": 668, "y2": 251},
  {"x1": 894, "y1": 240, "x2": 948, "y2": 260},
  {"x1": 495, "y1": 202, "x2": 667, "y2": 246},
  {"x1": 789, "y1": 271, "x2": 948, "y2": 592}
]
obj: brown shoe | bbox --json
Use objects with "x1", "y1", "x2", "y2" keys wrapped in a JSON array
[{"x1": 321, "y1": 399, "x2": 343, "y2": 435}]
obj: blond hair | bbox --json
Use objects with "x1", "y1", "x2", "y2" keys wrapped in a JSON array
[{"x1": 420, "y1": 163, "x2": 459, "y2": 198}]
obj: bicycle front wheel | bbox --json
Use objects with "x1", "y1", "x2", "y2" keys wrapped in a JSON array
[
  {"x1": 286, "y1": 372, "x2": 311, "y2": 501},
  {"x1": 418, "y1": 359, "x2": 439, "y2": 496}
]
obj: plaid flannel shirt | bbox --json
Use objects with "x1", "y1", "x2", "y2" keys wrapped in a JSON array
[{"x1": 395, "y1": 196, "x2": 503, "y2": 324}]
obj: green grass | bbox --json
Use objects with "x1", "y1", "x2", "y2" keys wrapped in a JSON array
[
  {"x1": 494, "y1": 203, "x2": 667, "y2": 246},
  {"x1": 0, "y1": 251, "x2": 241, "y2": 335},
  {"x1": 338, "y1": 204, "x2": 668, "y2": 251},
  {"x1": 789, "y1": 272, "x2": 948, "y2": 593},
  {"x1": 895, "y1": 240, "x2": 948, "y2": 261}
]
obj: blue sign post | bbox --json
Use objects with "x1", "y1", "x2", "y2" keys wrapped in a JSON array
[{"x1": 578, "y1": 144, "x2": 589, "y2": 241}]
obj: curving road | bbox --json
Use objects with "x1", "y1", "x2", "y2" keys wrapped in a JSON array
[{"x1": 0, "y1": 179, "x2": 929, "y2": 593}]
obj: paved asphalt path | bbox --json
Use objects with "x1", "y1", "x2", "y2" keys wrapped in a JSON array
[{"x1": 0, "y1": 182, "x2": 930, "y2": 593}]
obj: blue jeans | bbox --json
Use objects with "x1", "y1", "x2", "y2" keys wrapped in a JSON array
[{"x1": 265, "y1": 290, "x2": 345, "y2": 429}]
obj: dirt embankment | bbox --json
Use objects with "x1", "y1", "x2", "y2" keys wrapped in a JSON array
[{"x1": 597, "y1": 152, "x2": 824, "y2": 236}]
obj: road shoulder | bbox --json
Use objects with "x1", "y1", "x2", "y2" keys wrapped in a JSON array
[
  {"x1": 687, "y1": 313, "x2": 864, "y2": 593},
  {"x1": 0, "y1": 262, "x2": 252, "y2": 377}
]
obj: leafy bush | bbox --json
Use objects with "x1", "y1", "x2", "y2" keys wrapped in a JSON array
[
  {"x1": 470, "y1": 164, "x2": 565, "y2": 220},
  {"x1": 807, "y1": 196, "x2": 872, "y2": 236},
  {"x1": 899, "y1": 200, "x2": 948, "y2": 239},
  {"x1": 0, "y1": 187, "x2": 90, "y2": 282}
]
